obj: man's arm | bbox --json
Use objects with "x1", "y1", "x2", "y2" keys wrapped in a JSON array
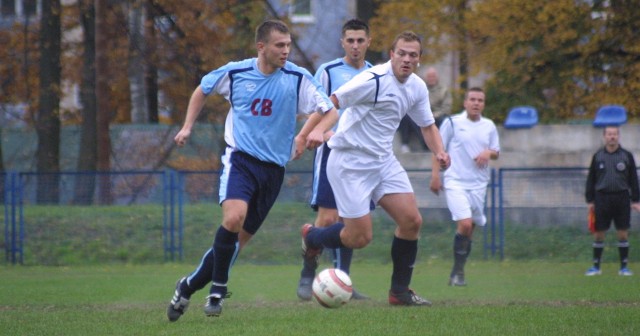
[
  {"x1": 175, "y1": 86, "x2": 207, "y2": 147},
  {"x1": 292, "y1": 107, "x2": 339, "y2": 159},
  {"x1": 422, "y1": 124, "x2": 450, "y2": 191}
]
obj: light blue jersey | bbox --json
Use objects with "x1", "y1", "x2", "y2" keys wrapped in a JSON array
[
  {"x1": 200, "y1": 58, "x2": 334, "y2": 166},
  {"x1": 314, "y1": 58, "x2": 373, "y2": 130}
]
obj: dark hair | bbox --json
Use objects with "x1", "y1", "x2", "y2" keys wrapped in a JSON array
[
  {"x1": 342, "y1": 18, "x2": 369, "y2": 36},
  {"x1": 255, "y1": 20, "x2": 290, "y2": 43},
  {"x1": 390, "y1": 31, "x2": 421, "y2": 53},
  {"x1": 465, "y1": 87, "x2": 484, "y2": 99}
]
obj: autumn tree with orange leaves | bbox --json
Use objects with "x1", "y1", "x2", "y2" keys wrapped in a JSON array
[{"x1": 369, "y1": 0, "x2": 640, "y2": 123}]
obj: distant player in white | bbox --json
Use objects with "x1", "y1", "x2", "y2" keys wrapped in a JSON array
[
  {"x1": 167, "y1": 20, "x2": 338, "y2": 321},
  {"x1": 296, "y1": 18, "x2": 373, "y2": 301},
  {"x1": 301, "y1": 31, "x2": 450, "y2": 306},
  {"x1": 430, "y1": 87, "x2": 500, "y2": 287}
]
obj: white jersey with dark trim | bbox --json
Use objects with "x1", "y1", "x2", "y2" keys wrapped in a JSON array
[
  {"x1": 314, "y1": 58, "x2": 373, "y2": 131},
  {"x1": 328, "y1": 61, "x2": 433, "y2": 158},
  {"x1": 440, "y1": 111, "x2": 500, "y2": 189}
]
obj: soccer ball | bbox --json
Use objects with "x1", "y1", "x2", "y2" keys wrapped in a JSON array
[{"x1": 312, "y1": 268, "x2": 353, "y2": 308}]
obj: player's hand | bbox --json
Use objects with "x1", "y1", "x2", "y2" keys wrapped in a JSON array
[
  {"x1": 306, "y1": 129, "x2": 324, "y2": 150},
  {"x1": 174, "y1": 129, "x2": 191, "y2": 147},
  {"x1": 474, "y1": 149, "x2": 492, "y2": 168},
  {"x1": 436, "y1": 152, "x2": 450, "y2": 170},
  {"x1": 323, "y1": 130, "x2": 335, "y2": 142},
  {"x1": 632, "y1": 203, "x2": 640, "y2": 213},
  {"x1": 292, "y1": 134, "x2": 306, "y2": 160}
]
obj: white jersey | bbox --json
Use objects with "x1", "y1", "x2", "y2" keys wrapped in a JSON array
[
  {"x1": 439, "y1": 111, "x2": 500, "y2": 190},
  {"x1": 328, "y1": 61, "x2": 434, "y2": 158}
]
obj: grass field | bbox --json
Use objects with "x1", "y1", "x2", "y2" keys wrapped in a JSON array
[{"x1": 2, "y1": 260, "x2": 639, "y2": 336}]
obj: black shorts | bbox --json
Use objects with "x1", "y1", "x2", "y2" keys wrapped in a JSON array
[{"x1": 594, "y1": 191, "x2": 631, "y2": 232}]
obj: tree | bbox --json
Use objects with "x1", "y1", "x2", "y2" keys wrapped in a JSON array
[
  {"x1": 368, "y1": 0, "x2": 473, "y2": 107},
  {"x1": 73, "y1": 0, "x2": 98, "y2": 205},
  {"x1": 368, "y1": 0, "x2": 640, "y2": 122},
  {"x1": 35, "y1": 0, "x2": 62, "y2": 204},
  {"x1": 95, "y1": 0, "x2": 113, "y2": 204},
  {"x1": 468, "y1": 0, "x2": 640, "y2": 121}
]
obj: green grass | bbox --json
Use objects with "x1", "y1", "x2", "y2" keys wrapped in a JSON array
[
  {"x1": 5, "y1": 203, "x2": 639, "y2": 265},
  {"x1": 1, "y1": 261, "x2": 639, "y2": 336}
]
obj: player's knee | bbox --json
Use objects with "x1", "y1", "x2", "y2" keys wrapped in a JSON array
[
  {"x1": 400, "y1": 213, "x2": 423, "y2": 236},
  {"x1": 344, "y1": 233, "x2": 372, "y2": 249},
  {"x1": 222, "y1": 214, "x2": 246, "y2": 231}
]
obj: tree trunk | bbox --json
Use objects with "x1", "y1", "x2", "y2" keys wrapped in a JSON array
[
  {"x1": 73, "y1": 0, "x2": 98, "y2": 205},
  {"x1": 128, "y1": 0, "x2": 148, "y2": 124},
  {"x1": 35, "y1": 0, "x2": 62, "y2": 204},
  {"x1": 96, "y1": 0, "x2": 113, "y2": 204},
  {"x1": 145, "y1": 0, "x2": 158, "y2": 123},
  {"x1": 0, "y1": 128, "x2": 4, "y2": 203}
]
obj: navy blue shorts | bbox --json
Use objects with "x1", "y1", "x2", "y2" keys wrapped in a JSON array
[
  {"x1": 310, "y1": 143, "x2": 337, "y2": 211},
  {"x1": 219, "y1": 149, "x2": 285, "y2": 235}
]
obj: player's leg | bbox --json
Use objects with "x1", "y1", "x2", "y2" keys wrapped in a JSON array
[
  {"x1": 167, "y1": 219, "x2": 255, "y2": 321},
  {"x1": 374, "y1": 159, "x2": 430, "y2": 306},
  {"x1": 296, "y1": 205, "x2": 338, "y2": 300},
  {"x1": 378, "y1": 192, "x2": 430, "y2": 306},
  {"x1": 613, "y1": 193, "x2": 632, "y2": 275},
  {"x1": 586, "y1": 194, "x2": 612, "y2": 275},
  {"x1": 444, "y1": 188, "x2": 474, "y2": 286},
  {"x1": 298, "y1": 145, "x2": 335, "y2": 300},
  {"x1": 205, "y1": 151, "x2": 284, "y2": 317}
]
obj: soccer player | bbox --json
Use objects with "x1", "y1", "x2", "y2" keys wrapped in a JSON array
[
  {"x1": 166, "y1": 19, "x2": 338, "y2": 321},
  {"x1": 429, "y1": 87, "x2": 500, "y2": 287},
  {"x1": 584, "y1": 126, "x2": 640, "y2": 276},
  {"x1": 300, "y1": 31, "x2": 450, "y2": 306},
  {"x1": 295, "y1": 18, "x2": 373, "y2": 301}
]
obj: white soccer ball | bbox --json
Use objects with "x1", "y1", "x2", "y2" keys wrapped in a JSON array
[{"x1": 312, "y1": 268, "x2": 353, "y2": 308}]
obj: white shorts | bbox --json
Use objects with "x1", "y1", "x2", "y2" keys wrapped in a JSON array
[
  {"x1": 327, "y1": 149, "x2": 413, "y2": 218},
  {"x1": 444, "y1": 187, "x2": 487, "y2": 226}
]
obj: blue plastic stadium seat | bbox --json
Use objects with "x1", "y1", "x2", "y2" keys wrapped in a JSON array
[
  {"x1": 504, "y1": 106, "x2": 538, "y2": 129},
  {"x1": 593, "y1": 105, "x2": 627, "y2": 127}
]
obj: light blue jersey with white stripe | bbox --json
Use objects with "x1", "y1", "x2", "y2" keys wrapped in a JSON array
[{"x1": 200, "y1": 58, "x2": 333, "y2": 166}]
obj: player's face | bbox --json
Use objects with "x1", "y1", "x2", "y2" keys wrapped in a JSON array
[
  {"x1": 341, "y1": 30, "x2": 370, "y2": 67},
  {"x1": 389, "y1": 39, "x2": 421, "y2": 83},
  {"x1": 258, "y1": 30, "x2": 291, "y2": 73},
  {"x1": 464, "y1": 91, "x2": 486, "y2": 121},
  {"x1": 603, "y1": 127, "x2": 619, "y2": 147}
]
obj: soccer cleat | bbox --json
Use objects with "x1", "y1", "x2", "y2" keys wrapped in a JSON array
[
  {"x1": 584, "y1": 266, "x2": 602, "y2": 276},
  {"x1": 388, "y1": 289, "x2": 432, "y2": 306},
  {"x1": 301, "y1": 223, "x2": 323, "y2": 264},
  {"x1": 297, "y1": 277, "x2": 313, "y2": 301},
  {"x1": 448, "y1": 273, "x2": 466, "y2": 287},
  {"x1": 167, "y1": 277, "x2": 190, "y2": 322},
  {"x1": 203, "y1": 292, "x2": 232, "y2": 317},
  {"x1": 618, "y1": 267, "x2": 633, "y2": 276},
  {"x1": 351, "y1": 288, "x2": 370, "y2": 300}
]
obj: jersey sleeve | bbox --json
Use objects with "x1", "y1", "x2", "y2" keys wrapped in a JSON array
[
  {"x1": 406, "y1": 83, "x2": 433, "y2": 127},
  {"x1": 299, "y1": 72, "x2": 334, "y2": 115},
  {"x1": 332, "y1": 70, "x2": 376, "y2": 108},
  {"x1": 314, "y1": 65, "x2": 330, "y2": 95},
  {"x1": 488, "y1": 121, "x2": 501, "y2": 152},
  {"x1": 200, "y1": 64, "x2": 232, "y2": 99},
  {"x1": 439, "y1": 116, "x2": 454, "y2": 151}
]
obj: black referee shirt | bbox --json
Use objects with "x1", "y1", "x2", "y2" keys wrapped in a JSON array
[{"x1": 585, "y1": 146, "x2": 640, "y2": 203}]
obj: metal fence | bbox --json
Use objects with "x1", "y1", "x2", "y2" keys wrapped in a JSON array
[{"x1": 3, "y1": 168, "x2": 639, "y2": 265}]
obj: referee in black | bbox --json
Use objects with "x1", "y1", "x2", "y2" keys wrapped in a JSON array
[{"x1": 585, "y1": 126, "x2": 640, "y2": 276}]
